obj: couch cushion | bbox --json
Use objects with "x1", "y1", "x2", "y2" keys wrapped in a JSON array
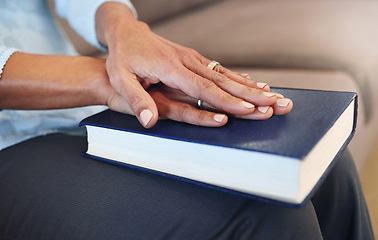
[
  {"x1": 131, "y1": 0, "x2": 218, "y2": 24},
  {"x1": 151, "y1": 0, "x2": 378, "y2": 123}
]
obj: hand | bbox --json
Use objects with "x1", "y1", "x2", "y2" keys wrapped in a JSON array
[
  {"x1": 96, "y1": 3, "x2": 292, "y2": 127},
  {"x1": 104, "y1": 81, "x2": 293, "y2": 127}
]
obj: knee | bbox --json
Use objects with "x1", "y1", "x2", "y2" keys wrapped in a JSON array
[{"x1": 210, "y1": 200, "x2": 323, "y2": 240}]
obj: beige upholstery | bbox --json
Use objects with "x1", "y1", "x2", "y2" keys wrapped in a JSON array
[
  {"x1": 151, "y1": 1, "x2": 378, "y2": 119},
  {"x1": 131, "y1": 0, "x2": 216, "y2": 24},
  {"x1": 55, "y1": 0, "x2": 378, "y2": 171},
  {"x1": 144, "y1": 0, "x2": 378, "y2": 171}
]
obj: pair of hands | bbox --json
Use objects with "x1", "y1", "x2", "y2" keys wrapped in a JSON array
[{"x1": 97, "y1": 3, "x2": 293, "y2": 128}]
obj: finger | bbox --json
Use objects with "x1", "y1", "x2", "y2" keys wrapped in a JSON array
[
  {"x1": 192, "y1": 54, "x2": 271, "y2": 92},
  {"x1": 109, "y1": 68, "x2": 159, "y2": 128},
  {"x1": 215, "y1": 65, "x2": 271, "y2": 92},
  {"x1": 240, "y1": 73, "x2": 252, "y2": 80},
  {"x1": 266, "y1": 92, "x2": 294, "y2": 115},
  {"x1": 106, "y1": 91, "x2": 134, "y2": 115},
  {"x1": 150, "y1": 90, "x2": 228, "y2": 127},
  {"x1": 272, "y1": 98, "x2": 294, "y2": 115},
  {"x1": 183, "y1": 62, "x2": 278, "y2": 107},
  {"x1": 193, "y1": 97, "x2": 274, "y2": 121},
  {"x1": 162, "y1": 65, "x2": 256, "y2": 116},
  {"x1": 233, "y1": 106, "x2": 274, "y2": 120},
  {"x1": 238, "y1": 70, "x2": 270, "y2": 92},
  {"x1": 201, "y1": 96, "x2": 292, "y2": 119}
]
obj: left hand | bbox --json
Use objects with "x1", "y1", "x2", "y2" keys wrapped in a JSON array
[
  {"x1": 103, "y1": 82, "x2": 293, "y2": 127},
  {"x1": 147, "y1": 83, "x2": 293, "y2": 123}
]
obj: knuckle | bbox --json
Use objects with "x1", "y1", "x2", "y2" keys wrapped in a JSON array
[
  {"x1": 188, "y1": 48, "x2": 201, "y2": 59},
  {"x1": 181, "y1": 49, "x2": 200, "y2": 64},
  {"x1": 129, "y1": 94, "x2": 143, "y2": 107},
  {"x1": 181, "y1": 48, "x2": 193, "y2": 57},
  {"x1": 196, "y1": 78, "x2": 218, "y2": 100},
  {"x1": 212, "y1": 74, "x2": 229, "y2": 84},
  {"x1": 208, "y1": 72, "x2": 233, "y2": 90},
  {"x1": 199, "y1": 78, "x2": 217, "y2": 90},
  {"x1": 240, "y1": 77, "x2": 253, "y2": 86},
  {"x1": 196, "y1": 111, "x2": 207, "y2": 124},
  {"x1": 187, "y1": 48, "x2": 198, "y2": 55},
  {"x1": 216, "y1": 65, "x2": 229, "y2": 74},
  {"x1": 165, "y1": 61, "x2": 183, "y2": 75},
  {"x1": 177, "y1": 103, "x2": 193, "y2": 121}
]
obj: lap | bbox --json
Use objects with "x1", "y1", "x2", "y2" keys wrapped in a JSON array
[{"x1": 0, "y1": 134, "x2": 372, "y2": 240}]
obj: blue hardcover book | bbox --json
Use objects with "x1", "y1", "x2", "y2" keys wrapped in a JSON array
[{"x1": 79, "y1": 88, "x2": 357, "y2": 207}]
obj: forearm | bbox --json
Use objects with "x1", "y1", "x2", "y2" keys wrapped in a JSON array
[{"x1": 0, "y1": 53, "x2": 108, "y2": 110}]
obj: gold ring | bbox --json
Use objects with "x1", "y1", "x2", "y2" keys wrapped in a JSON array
[
  {"x1": 199, "y1": 60, "x2": 219, "y2": 108},
  {"x1": 207, "y1": 60, "x2": 219, "y2": 70}
]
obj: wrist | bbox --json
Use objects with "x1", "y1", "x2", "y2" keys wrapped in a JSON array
[
  {"x1": 96, "y1": 2, "x2": 141, "y2": 47},
  {"x1": 84, "y1": 57, "x2": 110, "y2": 107}
]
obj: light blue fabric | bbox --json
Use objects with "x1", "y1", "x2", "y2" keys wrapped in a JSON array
[
  {"x1": 0, "y1": 0, "x2": 77, "y2": 55},
  {"x1": 55, "y1": 0, "x2": 137, "y2": 50},
  {"x1": 0, "y1": 0, "x2": 135, "y2": 150}
]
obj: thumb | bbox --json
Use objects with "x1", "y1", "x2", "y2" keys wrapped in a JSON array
[
  {"x1": 128, "y1": 87, "x2": 159, "y2": 128},
  {"x1": 111, "y1": 72, "x2": 159, "y2": 128}
]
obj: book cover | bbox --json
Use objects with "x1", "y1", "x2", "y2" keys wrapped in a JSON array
[{"x1": 79, "y1": 88, "x2": 357, "y2": 207}]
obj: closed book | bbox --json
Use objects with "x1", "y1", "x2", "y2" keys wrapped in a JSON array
[{"x1": 79, "y1": 88, "x2": 357, "y2": 207}]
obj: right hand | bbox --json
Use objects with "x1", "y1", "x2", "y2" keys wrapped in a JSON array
[{"x1": 96, "y1": 2, "x2": 291, "y2": 128}]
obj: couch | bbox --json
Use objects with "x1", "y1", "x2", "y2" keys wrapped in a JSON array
[{"x1": 54, "y1": 0, "x2": 378, "y2": 172}]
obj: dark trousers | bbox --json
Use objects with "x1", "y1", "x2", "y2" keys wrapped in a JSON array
[{"x1": 0, "y1": 134, "x2": 374, "y2": 239}]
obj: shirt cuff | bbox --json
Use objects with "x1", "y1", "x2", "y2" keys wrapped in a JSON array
[
  {"x1": 55, "y1": 0, "x2": 137, "y2": 51},
  {"x1": 0, "y1": 47, "x2": 19, "y2": 79}
]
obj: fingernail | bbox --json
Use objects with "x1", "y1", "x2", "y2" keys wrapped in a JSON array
[
  {"x1": 263, "y1": 92, "x2": 276, "y2": 98},
  {"x1": 214, "y1": 114, "x2": 226, "y2": 123},
  {"x1": 140, "y1": 109, "x2": 153, "y2": 126},
  {"x1": 258, "y1": 106, "x2": 269, "y2": 113},
  {"x1": 257, "y1": 82, "x2": 267, "y2": 89},
  {"x1": 241, "y1": 73, "x2": 251, "y2": 79},
  {"x1": 277, "y1": 98, "x2": 291, "y2": 107},
  {"x1": 241, "y1": 101, "x2": 255, "y2": 109}
]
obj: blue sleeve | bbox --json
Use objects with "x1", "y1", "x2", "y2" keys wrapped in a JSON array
[{"x1": 55, "y1": 0, "x2": 137, "y2": 51}]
